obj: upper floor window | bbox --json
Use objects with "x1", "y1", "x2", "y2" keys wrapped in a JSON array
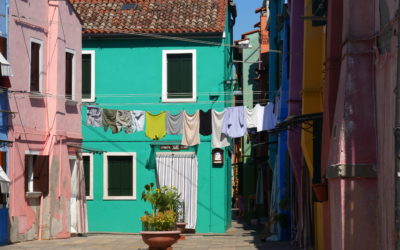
[
  {"x1": 82, "y1": 50, "x2": 95, "y2": 102},
  {"x1": 65, "y1": 49, "x2": 75, "y2": 100},
  {"x1": 30, "y1": 38, "x2": 43, "y2": 92},
  {"x1": 162, "y1": 50, "x2": 196, "y2": 103}
]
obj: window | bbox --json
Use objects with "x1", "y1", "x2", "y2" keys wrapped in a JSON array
[
  {"x1": 103, "y1": 152, "x2": 136, "y2": 200},
  {"x1": 162, "y1": 50, "x2": 196, "y2": 102},
  {"x1": 82, "y1": 153, "x2": 93, "y2": 200},
  {"x1": 30, "y1": 38, "x2": 43, "y2": 92},
  {"x1": 25, "y1": 154, "x2": 49, "y2": 197},
  {"x1": 82, "y1": 51, "x2": 95, "y2": 102},
  {"x1": 65, "y1": 49, "x2": 75, "y2": 100}
]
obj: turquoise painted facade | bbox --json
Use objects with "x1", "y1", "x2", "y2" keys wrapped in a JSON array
[{"x1": 82, "y1": 14, "x2": 235, "y2": 233}]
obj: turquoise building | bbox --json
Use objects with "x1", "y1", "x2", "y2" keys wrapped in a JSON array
[{"x1": 72, "y1": 0, "x2": 236, "y2": 233}]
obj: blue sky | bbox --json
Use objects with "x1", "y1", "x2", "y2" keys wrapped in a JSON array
[{"x1": 233, "y1": 0, "x2": 264, "y2": 40}]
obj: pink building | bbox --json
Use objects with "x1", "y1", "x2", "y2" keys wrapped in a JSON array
[{"x1": 7, "y1": 0, "x2": 86, "y2": 242}]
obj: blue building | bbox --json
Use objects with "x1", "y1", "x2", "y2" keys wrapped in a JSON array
[{"x1": 0, "y1": 0, "x2": 11, "y2": 245}]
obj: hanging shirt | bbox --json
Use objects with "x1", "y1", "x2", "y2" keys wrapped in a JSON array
[
  {"x1": 211, "y1": 110, "x2": 230, "y2": 148},
  {"x1": 221, "y1": 106, "x2": 247, "y2": 138},
  {"x1": 145, "y1": 112, "x2": 166, "y2": 140},
  {"x1": 102, "y1": 109, "x2": 119, "y2": 134},
  {"x1": 257, "y1": 102, "x2": 277, "y2": 132},
  {"x1": 86, "y1": 107, "x2": 103, "y2": 127},
  {"x1": 199, "y1": 109, "x2": 212, "y2": 136},
  {"x1": 166, "y1": 112, "x2": 183, "y2": 135},
  {"x1": 131, "y1": 110, "x2": 145, "y2": 133},
  {"x1": 116, "y1": 110, "x2": 132, "y2": 134},
  {"x1": 181, "y1": 111, "x2": 200, "y2": 146},
  {"x1": 245, "y1": 106, "x2": 257, "y2": 129}
]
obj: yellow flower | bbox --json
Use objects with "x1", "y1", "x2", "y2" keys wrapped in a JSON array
[{"x1": 156, "y1": 189, "x2": 160, "y2": 193}]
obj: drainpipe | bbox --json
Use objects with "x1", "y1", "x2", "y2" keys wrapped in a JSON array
[{"x1": 395, "y1": 7, "x2": 400, "y2": 249}]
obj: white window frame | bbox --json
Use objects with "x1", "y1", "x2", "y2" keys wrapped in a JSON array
[
  {"x1": 103, "y1": 152, "x2": 136, "y2": 200},
  {"x1": 82, "y1": 50, "x2": 96, "y2": 103},
  {"x1": 162, "y1": 50, "x2": 197, "y2": 103},
  {"x1": 24, "y1": 151, "x2": 40, "y2": 194},
  {"x1": 65, "y1": 48, "x2": 76, "y2": 101},
  {"x1": 29, "y1": 38, "x2": 44, "y2": 93},
  {"x1": 82, "y1": 153, "x2": 94, "y2": 200}
]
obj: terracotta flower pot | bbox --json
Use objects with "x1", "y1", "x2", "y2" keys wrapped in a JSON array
[
  {"x1": 312, "y1": 183, "x2": 328, "y2": 202},
  {"x1": 140, "y1": 231, "x2": 181, "y2": 250}
]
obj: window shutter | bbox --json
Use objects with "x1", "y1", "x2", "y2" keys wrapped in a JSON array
[
  {"x1": 83, "y1": 156, "x2": 90, "y2": 196},
  {"x1": 108, "y1": 156, "x2": 132, "y2": 196},
  {"x1": 65, "y1": 52, "x2": 73, "y2": 99},
  {"x1": 167, "y1": 53, "x2": 192, "y2": 99},
  {"x1": 82, "y1": 54, "x2": 92, "y2": 100},
  {"x1": 30, "y1": 43, "x2": 40, "y2": 92}
]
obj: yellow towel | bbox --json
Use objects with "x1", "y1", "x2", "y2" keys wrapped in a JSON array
[{"x1": 145, "y1": 112, "x2": 166, "y2": 140}]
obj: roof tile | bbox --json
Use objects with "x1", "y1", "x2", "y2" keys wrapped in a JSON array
[{"x1": 71, "y1": 0, "x2": 227, "y2": 34}]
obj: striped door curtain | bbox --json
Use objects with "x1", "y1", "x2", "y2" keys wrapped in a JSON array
[{"x1": 156, "y1": 152, "x2": 198, "y2": 229}]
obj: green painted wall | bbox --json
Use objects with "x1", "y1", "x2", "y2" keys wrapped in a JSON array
[{"x1": 82, "y1": 27, "x2": 234, "y2": 232}]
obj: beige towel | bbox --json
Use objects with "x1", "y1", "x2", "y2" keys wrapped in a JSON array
[{"x1": 181, "y1": 111, "x2": 200, "y2": 146}]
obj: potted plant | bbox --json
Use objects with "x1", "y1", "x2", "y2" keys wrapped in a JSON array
[{"x1": 140, "y1": 183, "x2": 181, "y2": 250}]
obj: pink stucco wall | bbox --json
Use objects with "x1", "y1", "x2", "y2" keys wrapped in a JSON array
[
  {"x1": 7, "y1": 0, "x2": 82, "y2": 242},
  {"x1": 327, "y1": 0, "x2": 398, "y2": 249}
]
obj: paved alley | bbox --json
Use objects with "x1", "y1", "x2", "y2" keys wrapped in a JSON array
[{"x1": 1, "y1": 221, "x2": 298, "y2": 250}]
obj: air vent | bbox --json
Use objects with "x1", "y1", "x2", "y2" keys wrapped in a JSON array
[{"x1": 121, "y1": 3, "x2": 137, "y2": 10}]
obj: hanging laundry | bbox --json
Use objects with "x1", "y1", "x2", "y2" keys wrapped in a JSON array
[
  {"x1": 166, "y1": 111, "x2": 183, "y2": 135},
  {"x1": 257, "y1": 102, "x2": 277, "y2": 132},
  {"x1": 245, "y1": 106, "x2": 258, "y2": 129},
  {"x1": 211, "y1": 110, "x2": 230, "y2": 148},
  {"x1": 86, "y1": 107, "x2": 103, "y2": 127},
  {"x1": 181, "y1": 111, "x2": 200, "y2": 146},
  {"x1": 131, "y1": 110, "x2": 145, "y2": 133},
  {"x1": 102, "y1": 109, "x2": 119, "y2": 134},
  {"x1": 221, "y1": 106, "x2": 247, "y2": 138},
  {"x1": 116, "y1": 110, "x2": 133, "y2": 134},
  {"x1": 145, "y1": 112, "x2": 166, "y2": 140},
  {"x1": 199, "y1": 109, "x2": 212, "y2": 136}
]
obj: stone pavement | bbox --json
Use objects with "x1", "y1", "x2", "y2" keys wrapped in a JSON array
[{"x1": 1, "y1": 221, "x2": 299, "y2": 250}]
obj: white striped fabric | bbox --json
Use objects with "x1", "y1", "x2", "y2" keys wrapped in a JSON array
[{"x1": 156, "y1": 153, "x2": 198, "y2": 230}]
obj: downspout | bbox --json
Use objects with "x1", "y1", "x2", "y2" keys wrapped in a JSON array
[{"x1": 395, "y1": 7, "x2": 400, "y2": 249}]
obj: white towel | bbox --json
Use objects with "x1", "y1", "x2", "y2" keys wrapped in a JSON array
[
  {"x1": 181, "y1": 111, "x2": 200, "y2": 146},
  {"x1": 211, "y1": 110, "x2": 230, "y2": 148}
]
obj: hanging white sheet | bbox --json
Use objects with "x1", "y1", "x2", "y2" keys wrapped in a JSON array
[
  {"x1": 0, "y1": 165, "x2": 10, "y2": 194},
  {"x1": 0, "y1": 52, "x2": 13, "y2": 77},
  {"x1": 156, "y1": 152, "x2": 198, "y2": 230}
]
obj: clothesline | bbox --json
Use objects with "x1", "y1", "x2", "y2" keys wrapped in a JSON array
[{"x1": 86, "y1": 103, "x2": 278, "y2": 148}]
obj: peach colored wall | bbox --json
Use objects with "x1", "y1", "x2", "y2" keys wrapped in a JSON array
[{"x1": 7, "y1": 0, "x2": 82, "y2": 242}]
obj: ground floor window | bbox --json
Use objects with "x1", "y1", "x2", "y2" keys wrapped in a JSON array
[
  {"x1": 24, "y1": 154, "x2": 49, "y2": 196},
  {"x1": 82, "y1": 153, "x2": 93, "y2": 200},
  {"x1": 103, "y1": 152, "x2": 136, "y2": 200}
]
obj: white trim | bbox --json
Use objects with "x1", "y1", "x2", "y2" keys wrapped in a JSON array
[
  {"x1": 29, "y1": 38, "x2": 44, "y2": 93},
  {"x1": 65, "y1": 48, "x2": 76, "y2": 101},
  {"x1": 82, "y1": 50, "x2": 96, "y2": 103},
  {"x1": 103, "y1": 152, "x2": 136, "y2": 200},
  {"x1": 82, "y1": 153, "x2": 94, "y2": 200},
  {"x1": 25, "y1": 150, "x2": 40, "y2": 155},
  {"x1": 162, "y1": 50, "x2": 197, "y2": 103}
]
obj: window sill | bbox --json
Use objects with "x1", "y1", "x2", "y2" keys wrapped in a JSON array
[
  {"x1": 103, "y1": 196, "x2": 136, "y2": 200},
  {"x1": 29, "y1": 92, "x2": 46, "y2": 98},
  {"x1": 66, "y1": 99, "x2": 78, "y2": 106},
  {"x1": 82, "y1": 98, "x2": 95, "y2": 103},
  {"x1": 25, "y1": 191, "x2": 42, "y2": 199},
  {"x1": 162, "y1": 98, "x2": 196, "y2": 103}
]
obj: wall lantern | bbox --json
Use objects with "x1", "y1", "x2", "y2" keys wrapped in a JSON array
[{"x1": 212, "y1": 148, "x2": 224, "y2": 165}]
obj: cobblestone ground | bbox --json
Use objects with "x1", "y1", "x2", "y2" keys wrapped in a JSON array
[{"x1": 2, "y1": 221, "x2": 299, "y2": 250}]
